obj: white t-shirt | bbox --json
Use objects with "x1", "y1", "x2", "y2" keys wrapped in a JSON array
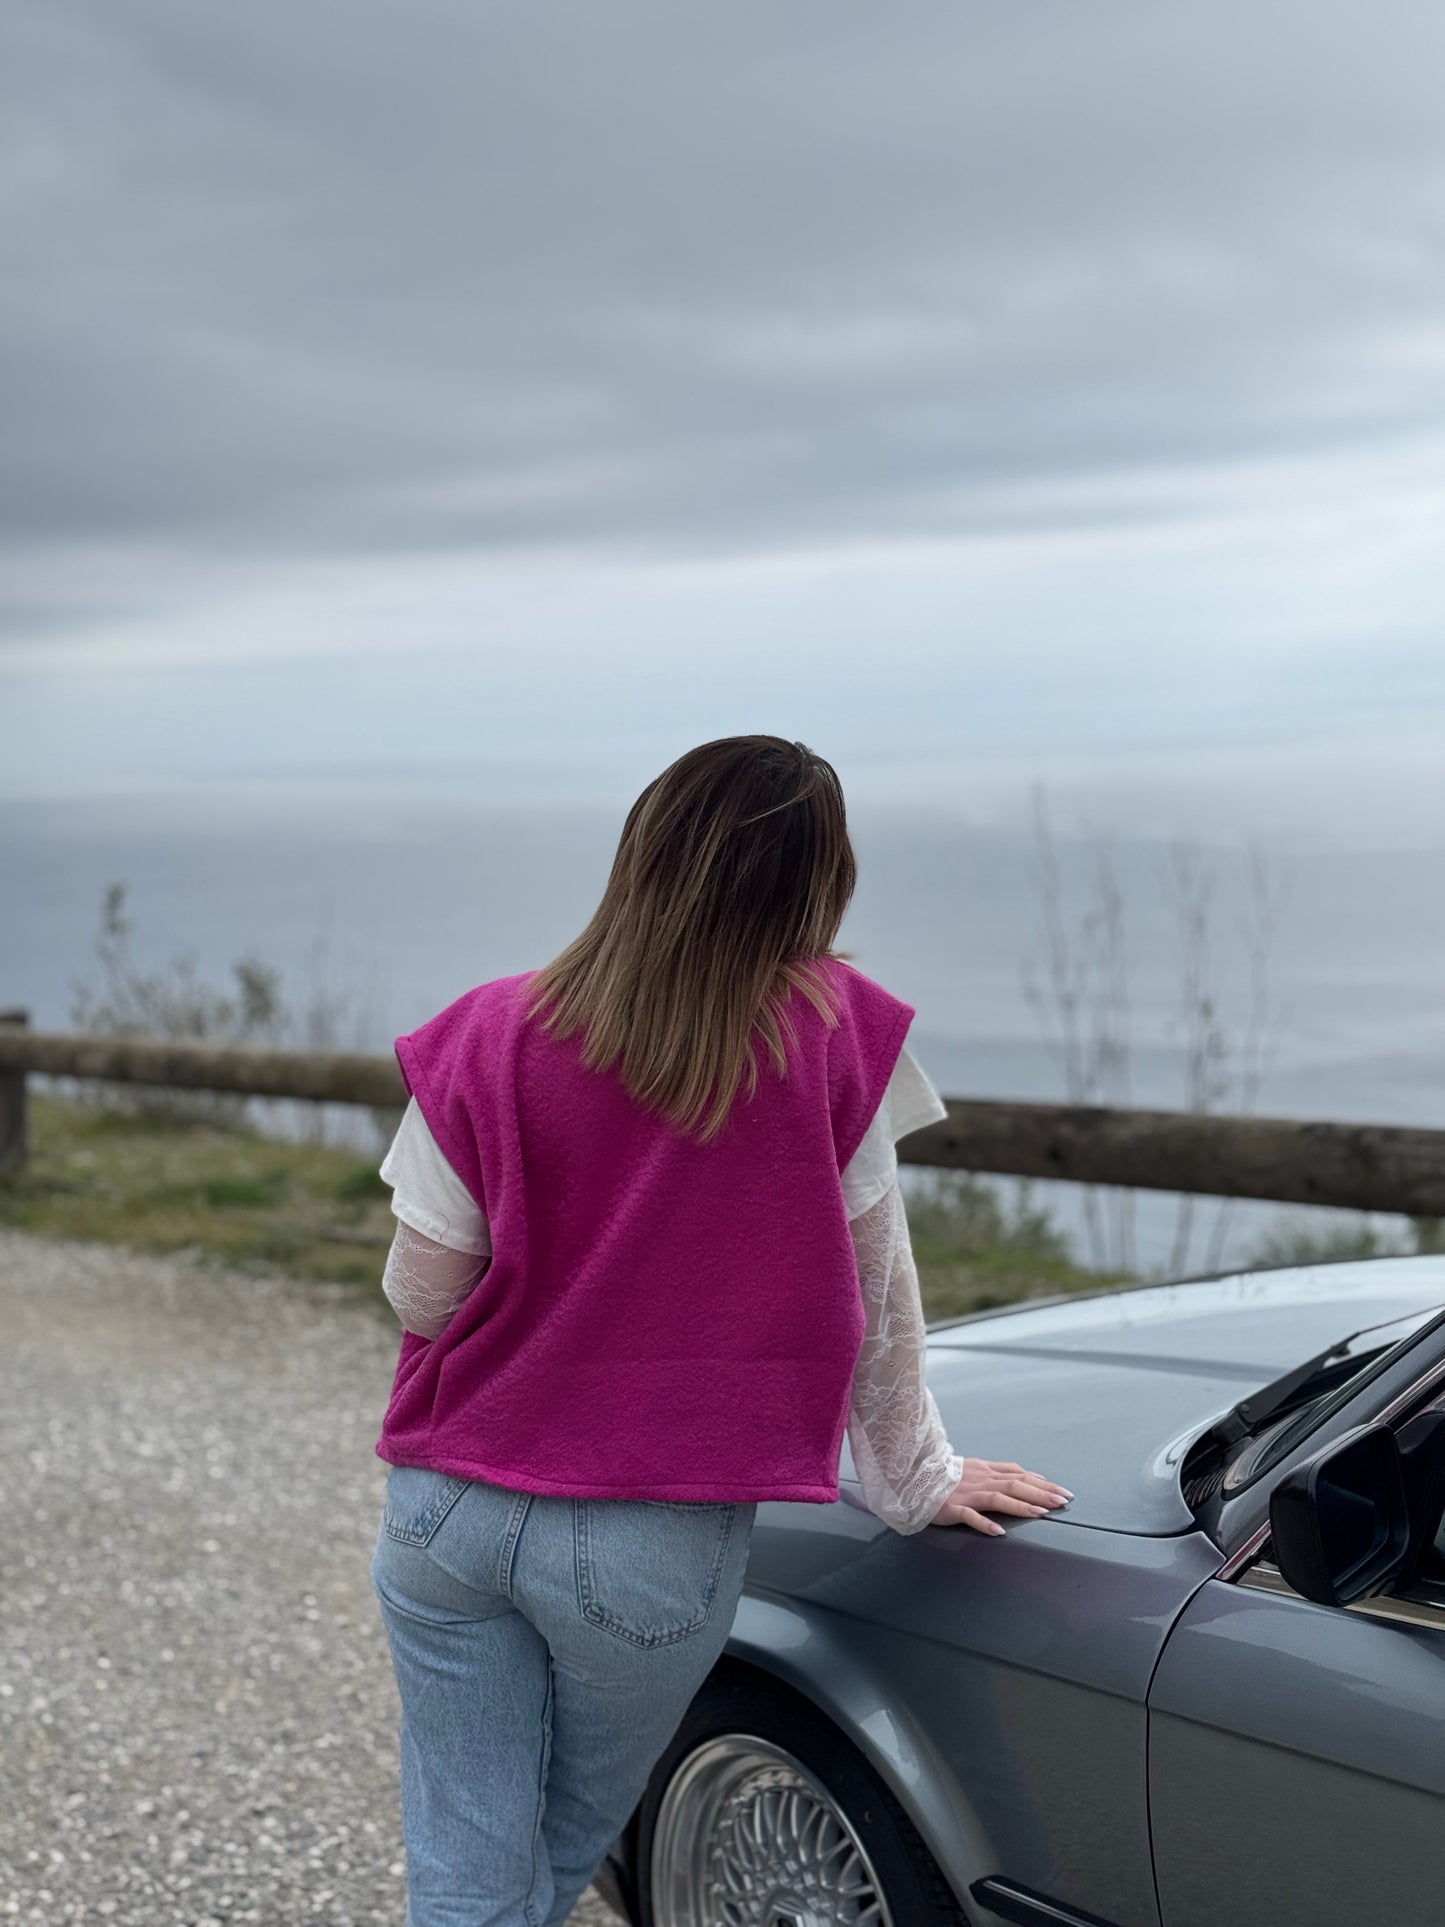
[{"x1": 377, "y1": 1043, "x2": 964, "y2": 1534}]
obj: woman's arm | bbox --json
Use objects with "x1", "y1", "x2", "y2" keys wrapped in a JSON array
[
  {"x1": 381, "y1": 1221, "x2": 489, "y2": 1340},
  {"x1": 845, "y1": 1171, "x2": 1073, "y2": 1535},
  {"x1": 845, "y1": 1176, "x2": 966, "y2": 1534},
  {"x1": 378, "y1": 1096, "x2": 493, "y2": 1339}
]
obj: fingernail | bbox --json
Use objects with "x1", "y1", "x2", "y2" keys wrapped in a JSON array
[
  {"x1": 1060, "y1": 1488, "x2": 1075, "y2": 1499},
  {"x1": 991, "y1": 1523, "x2": 1006, "y2": 1535}
]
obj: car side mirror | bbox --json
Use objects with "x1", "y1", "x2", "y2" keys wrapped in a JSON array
[
  {"x1": 1394, "y1": 1406, "x2": 1445, "y2": 1592},
  {"x1": 1269, "y1": 1422, "x2": 1410, "y2": 1607}
]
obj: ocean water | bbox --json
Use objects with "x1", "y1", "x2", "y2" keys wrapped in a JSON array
[{"x1": 6, "y1": 786, "x2": 1444, "y2": 1279}]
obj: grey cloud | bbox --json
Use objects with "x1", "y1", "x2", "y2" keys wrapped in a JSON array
[{"x1": 3, "y1": 0, "x2": 1444, "y2": 634}]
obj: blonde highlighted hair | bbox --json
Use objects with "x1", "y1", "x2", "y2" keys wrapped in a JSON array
[{"x1": 523, "y1": 735, "x2": 857, "y2": 1142}]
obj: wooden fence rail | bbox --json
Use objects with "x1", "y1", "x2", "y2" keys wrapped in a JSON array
[{"x1": 2, "y1": 1013, "x2": 1443, "y2": 1219}]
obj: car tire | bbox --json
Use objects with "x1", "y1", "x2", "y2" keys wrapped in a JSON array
[{"x1": 631, "y1": 1664, "x2": 968, "y2": 1926}]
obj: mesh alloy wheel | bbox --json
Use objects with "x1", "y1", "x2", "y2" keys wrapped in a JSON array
[{"x1": 649, "y1": 1732, "x2": 895, "y2": 1927}]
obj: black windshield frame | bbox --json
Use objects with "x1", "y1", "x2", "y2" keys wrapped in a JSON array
[{"x1": 1220, "y1": 1304, "x2": 1445, "y2": 1497}]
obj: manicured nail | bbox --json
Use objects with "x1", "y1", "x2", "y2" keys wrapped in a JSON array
[{"x1": 1059, "y1": 1488, "x2": 1075, "y2": 1499}]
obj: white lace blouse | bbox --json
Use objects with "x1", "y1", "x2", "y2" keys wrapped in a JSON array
[{"x1": 378, "y1": 1045, "x2": 965, "y2": 1535}]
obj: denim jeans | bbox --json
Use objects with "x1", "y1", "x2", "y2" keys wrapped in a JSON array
[{"x1": 370, "y1": 1463, "x2": 758, "y2": 1927}]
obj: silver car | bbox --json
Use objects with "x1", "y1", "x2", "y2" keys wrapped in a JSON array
[{"x1": 597, "y1": 1255, "x2": 1445, "y2": 1927}]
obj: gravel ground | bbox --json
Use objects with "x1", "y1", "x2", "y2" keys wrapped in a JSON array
[{"x1": 0, "y1": 1227, "x2": 623, "y2": 1927}]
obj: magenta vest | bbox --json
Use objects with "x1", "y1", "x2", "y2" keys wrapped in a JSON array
[{"x1": 374, "y1": 955, "x2": 916, "y2": 1503}]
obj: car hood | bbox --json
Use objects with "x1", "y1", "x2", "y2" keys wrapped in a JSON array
[{"x1": 842, "y1": 1256, "x2": 1445, "y2": 1535}]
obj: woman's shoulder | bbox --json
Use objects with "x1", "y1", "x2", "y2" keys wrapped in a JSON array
[
  {"x1": 404, "y1": 969, "x2": 538, "y2": 1034},
  {"x1": 394, "y1": 974, "x2": 540, "y2": 1114},
  {"x1": 816, "y1": 956, "x2": 917, "y2": 1036}
]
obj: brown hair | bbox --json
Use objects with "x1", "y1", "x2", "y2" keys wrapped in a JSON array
[{"x1": 522, "y1": 735, "x2": 857, "y2": 1142}]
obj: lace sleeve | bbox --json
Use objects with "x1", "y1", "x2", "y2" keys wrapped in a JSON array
[
  {"x1": 845, "y1": 1176, "x2": 965, "y2": 1535},
  {"x1": 381, "y1": 1220, "x2": 490, "y2": 1341}
]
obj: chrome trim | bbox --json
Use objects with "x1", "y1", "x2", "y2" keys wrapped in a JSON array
[
  {"x1": 970, "y1": 1874, "x2": 1120, "y2": 1927},
  {"x1": 1217, "y1": 1518, "x2": 1272, "y2": 1582},
  {"x1": 1354, "y1": 1592, "x2": 1445, "y2": 1630},
  {"x1": 1375, "y1": 1354, "x2": 1445, "y2": 1427},
  {"x1": 1235, "y1": 1560, "x2": 1294, "y2": 1599},
  {"x1": 1238, "y1": 1559, "x2": 1445, "y2": 1629}
]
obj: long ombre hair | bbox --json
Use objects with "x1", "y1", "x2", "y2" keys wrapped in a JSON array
[{"x1": 522, "y1": 735, "x2": 858, "y2": 1143}]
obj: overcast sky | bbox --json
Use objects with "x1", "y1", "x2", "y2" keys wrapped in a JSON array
[{"x1": 3, "y1": 1, "x2": 1443, "y2": 846}]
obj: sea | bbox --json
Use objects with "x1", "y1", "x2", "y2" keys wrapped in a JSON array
[{"x1": 6, "y1": 784, "x2": 1444, "y2": 1281}]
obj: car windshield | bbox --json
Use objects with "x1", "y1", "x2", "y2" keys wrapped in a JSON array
[{"x1": 1221, "y1": 1304, "x2": 1445, "y2": 1495}]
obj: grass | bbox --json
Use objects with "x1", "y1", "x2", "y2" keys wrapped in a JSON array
[
  {"x1": 0, "y1": 1090, "x2": 403, "y2": 1314},
  {"x1": 1, "y1": 1090, "x2": 1124, "y2": 1326},
  {"x1": 904, "y1": 1167, "x2": 1131, "y2": 1318}
]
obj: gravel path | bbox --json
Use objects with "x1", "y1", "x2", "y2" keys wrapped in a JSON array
[{"x1": 0, "y1": 1227, "x2": 623, "y2": 1926}]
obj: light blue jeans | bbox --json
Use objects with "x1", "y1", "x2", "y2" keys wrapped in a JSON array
[{"x1": 370, "y1": 1463, "x2": 758, "y2": 1927}]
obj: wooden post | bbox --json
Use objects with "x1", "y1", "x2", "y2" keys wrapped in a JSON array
[{"x1": 0, "y1": 1008, "x2": 28, "y2": 1177}]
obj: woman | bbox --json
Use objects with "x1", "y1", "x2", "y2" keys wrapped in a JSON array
[{"x1": 369, "y1": 734, "x2": 1070, "y2": 1927}]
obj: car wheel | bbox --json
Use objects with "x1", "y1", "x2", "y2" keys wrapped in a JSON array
[{"x1": 633, "y1": 1667, "x2": 967, "y2": 1926}]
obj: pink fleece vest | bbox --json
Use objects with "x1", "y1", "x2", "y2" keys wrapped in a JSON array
[{"x1": 374, "y1": 955, "x2": 915, "y2": 1503}]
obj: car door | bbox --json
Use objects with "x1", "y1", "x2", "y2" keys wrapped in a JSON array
[{"x1": 1145, "y1": 1384, "x2": 1445, "y2": 1927}]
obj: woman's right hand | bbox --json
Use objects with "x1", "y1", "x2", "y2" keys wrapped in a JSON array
[{"x1": 929, "y1": 1458, "x2": 1073, "y2": 1534}]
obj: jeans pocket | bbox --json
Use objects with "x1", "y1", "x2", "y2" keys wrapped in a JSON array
[
  {"x1": 575, "y1": 1498, "x2": 742, "y2": 1648},
  {"x1": 381, "y1": 1463, "x2": 473, "y2": 1547}
]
